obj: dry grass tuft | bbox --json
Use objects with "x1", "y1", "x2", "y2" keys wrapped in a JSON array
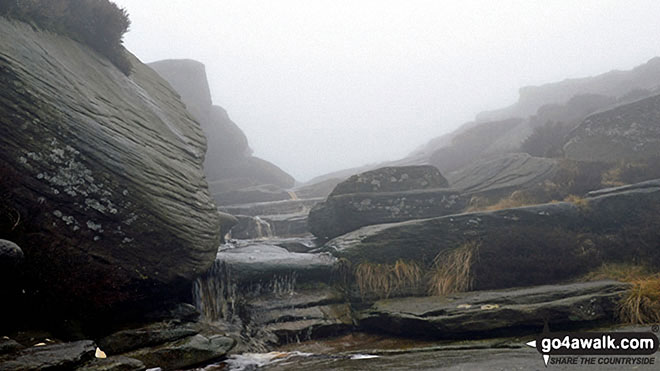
[
  {"x1": 584, "y1": 263, "x2": 660, "y2": 325},
  {"x1": 619, "y1": 277, "x2": 660, "y2": 325},
  {"x1": 466, "y1": 191, "x2": 537, "y2": 212},
  {"x1": 354, "y1": 259, "x2": 422, "y2": 299},
  {"x1": 427, "y1": 241, "x2": 479, "y2": 296},
  {"x1": 563, "y1": 194, "x2": 590, "y2": 211}
]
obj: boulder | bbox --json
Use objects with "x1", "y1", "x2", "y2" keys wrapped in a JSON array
[
  {"x1": 0, "y1": 340, "x2": 95, "y2": 370},
  {"x1": 564, "y1": 93, "x2": 660, "y2": 162},
  {"x1": 325, "y1": 179, "x2": 660, "y2": 292},
  {"x1": 329, "y1": 165, "x2": 448, "y2": 196},
  {"x1": 98, "y1": 322, "x2": 199, "y2": 355},
  {"x1": 357, "y1": 281, "x2": 629, "y2": 338},
  {"x1": 0, "y1": 338, "x2": 23, "y2": 355},
  {"x1": 0, "y1": 239, "x2": 23, "y2": 267},
  {"x1": 0, "y1": 18, "x2": 222, "y2": 317},
  {"x1": 309, "y1": 166, "x2": 466, "y2": 240},
  {"x1": 125, "y1": 334, "x2": 235, "y2": 370},
  {"x1": 309, "y1": 188, "x2": 466, "y2": 240}
]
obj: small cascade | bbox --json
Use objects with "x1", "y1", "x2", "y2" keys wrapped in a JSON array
[
  {"x1": 193, "y1": 250, "x2": 301, "y2": 352},
  {"x1": 253, "y1": 216, "x2": 273, "y2": 239},
  {"x1": 192, "y1": 260, "x2": 239, "y2": 322}
]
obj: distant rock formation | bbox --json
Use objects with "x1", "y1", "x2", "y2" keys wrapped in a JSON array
[
  {"x1": 148, "y1": 59, "x2": 296, "y2": 205},
  {"x1": 476, "y1": 57, "x2": 660, "y2": 122},
  {"x1": 564, "y1": 93, "x2": 660, "y2": 162},
  {"x1": 0, "y1": 18, "x2": 223, "y2": 321},
  {"x1": 446, "y1": 153, "x2": 558, "y2": 199}
]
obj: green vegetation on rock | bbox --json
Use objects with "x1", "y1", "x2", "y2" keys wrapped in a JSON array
[{"x1": 0, "y1": 0, "x2": 132, "y2": 74}]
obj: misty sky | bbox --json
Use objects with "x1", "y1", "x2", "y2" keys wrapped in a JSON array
[{"x1": 113, "y1": 0, "x2": 660, "y2": 182}]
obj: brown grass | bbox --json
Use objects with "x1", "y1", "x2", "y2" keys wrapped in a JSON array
[
  {"x1": 584, "y1": 263, "x2": 660, "y2": 325},
  {"x1": 466, "y1": 191, "x2": 536, "y2": 212},
  {"x1": 427, "y1": 241, "x2": 479, "y2": 296},
  {"x1": 563, "y1": 194, "x2": 591, "y2": 211},
  {"x1": 354, "y1": 259, "x2": 422, "y2": 299}
]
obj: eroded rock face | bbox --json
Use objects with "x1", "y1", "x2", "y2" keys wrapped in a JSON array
[
  {"x1": 564, "y1": 93, "x2": 660, "y2": 162},
  {"x1": 447, "y1": 153, "x2": 558, "y2": 199},
  {"x1": 309, "y1": 165, "x2": 465, "y2": 240},
  {"x1": 0, "y1": 18, "x2": 222, "y2": 317}
]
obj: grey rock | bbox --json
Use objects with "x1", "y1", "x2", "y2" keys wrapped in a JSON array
[
  {"x1": 248, "y1": 288, "x2": 353, "y2": 344},
  {"x1": 0, "y1": 338, "x2": 24, "y2": 355},
  {"x1": 447, "y1": 153, "x2": 557, "y2": 199},
  {"x1": 98, "y1": 322, "x2": 199, "y2": 355},
  {"x1": 216, "y1": 244, "x2": 336, "y2": 283},
  {"x1": 0, "y1": 239, "x2": 23, "y2": 267},
  {"x1": 309, "y1": 188, "x2": 467, "y2": 240},
  {"x1": 0, "y1": 18, "x2": 222, "y2": 311},
  {"x1": 0, "y1": 340, "x2": 95, "y2": 370},
  {"x1": 213, "y1": 184, "x2": 292, "y2": 206},
  {"x1": 564, "y1": 93, "x2": 660, "y2": 162},
  {"x1": 357, "y1": 281, "x2": 629, "y2": 338},
  {"x1": 325, "y1": 179, "x2": 660, "y2": 291},
  {"x1": 125, "y1": 334, "x2": 235, "y2": 370},
  {"x1": 221, "y1": 198, "x2": 322, "y2": 218},
  {"x1": 76, "y1": 355, "x2": 145, "y2": 371},
  {"x1": 330, "y1": 165, "x2": 449, "y2": 196}
]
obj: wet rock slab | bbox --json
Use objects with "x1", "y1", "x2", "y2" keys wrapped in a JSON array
[
  {"x1": 249, "y1": 289, "x2": 354, "y2": 344},
  {"x1": 0, "y1": 340, "x2": 95, "y2": 370},
  {"x1": 217, "y1": 244, "x2": 336, "y2": 283},
  {"x1": 124, "y1": 334, "x2": 235, "y2": 370},
  {"x1": 357, "y1": 280, "x2": 629, "y2": 338},
  {"x1": 98, "y1": 322, "x2": 199, "y2": 355}
]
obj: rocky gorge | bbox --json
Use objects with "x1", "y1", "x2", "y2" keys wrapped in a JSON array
[{"x1": 2, "y1": 3, "x2": 660, "y2": 370}]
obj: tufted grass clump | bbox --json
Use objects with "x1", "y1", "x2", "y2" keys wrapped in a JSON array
[
  {"x1": 584, "y1": 263, "x2": 660, "y2": 325},
  {"x1": 0, "y1": 0, "x2": 132, "y2": 75},
  {"x1": 427, "y1": 241, "x2": 479, "y2": 296},
  {"x1": 354, "y1": 259, "x2": 422, "y2": 299}
]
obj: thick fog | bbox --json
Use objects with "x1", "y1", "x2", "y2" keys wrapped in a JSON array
[{"x1": 113, "y1": 0, "x2": 660, "y2": 182}]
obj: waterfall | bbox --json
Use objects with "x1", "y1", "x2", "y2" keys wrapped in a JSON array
[
  {"x1": 253, "y1": 216, "x2": 273, "y2": 239},
  {"x1": 192, "y1": 260, "x2": 239, "y2": 322},
  {"x1": 193, "y1": 254, "x2": 300, "y2": 351}
]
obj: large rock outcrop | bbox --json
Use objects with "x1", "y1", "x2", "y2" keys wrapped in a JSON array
[
  {"x1": 564, "y1": 93, "x2": 660, "y2": 162},
  {"x1": 325, "y1": 179, "x2": 660, "y2": 292},
  {"x1": 148, "y1": 59, "x2": 295, "y2": 205},
  {"x1": 0, "y1": 18, "x2": 223, "y2": 320},
  {"x1": 309, "y1": 166, "x2": 465, "y2": 240}
]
